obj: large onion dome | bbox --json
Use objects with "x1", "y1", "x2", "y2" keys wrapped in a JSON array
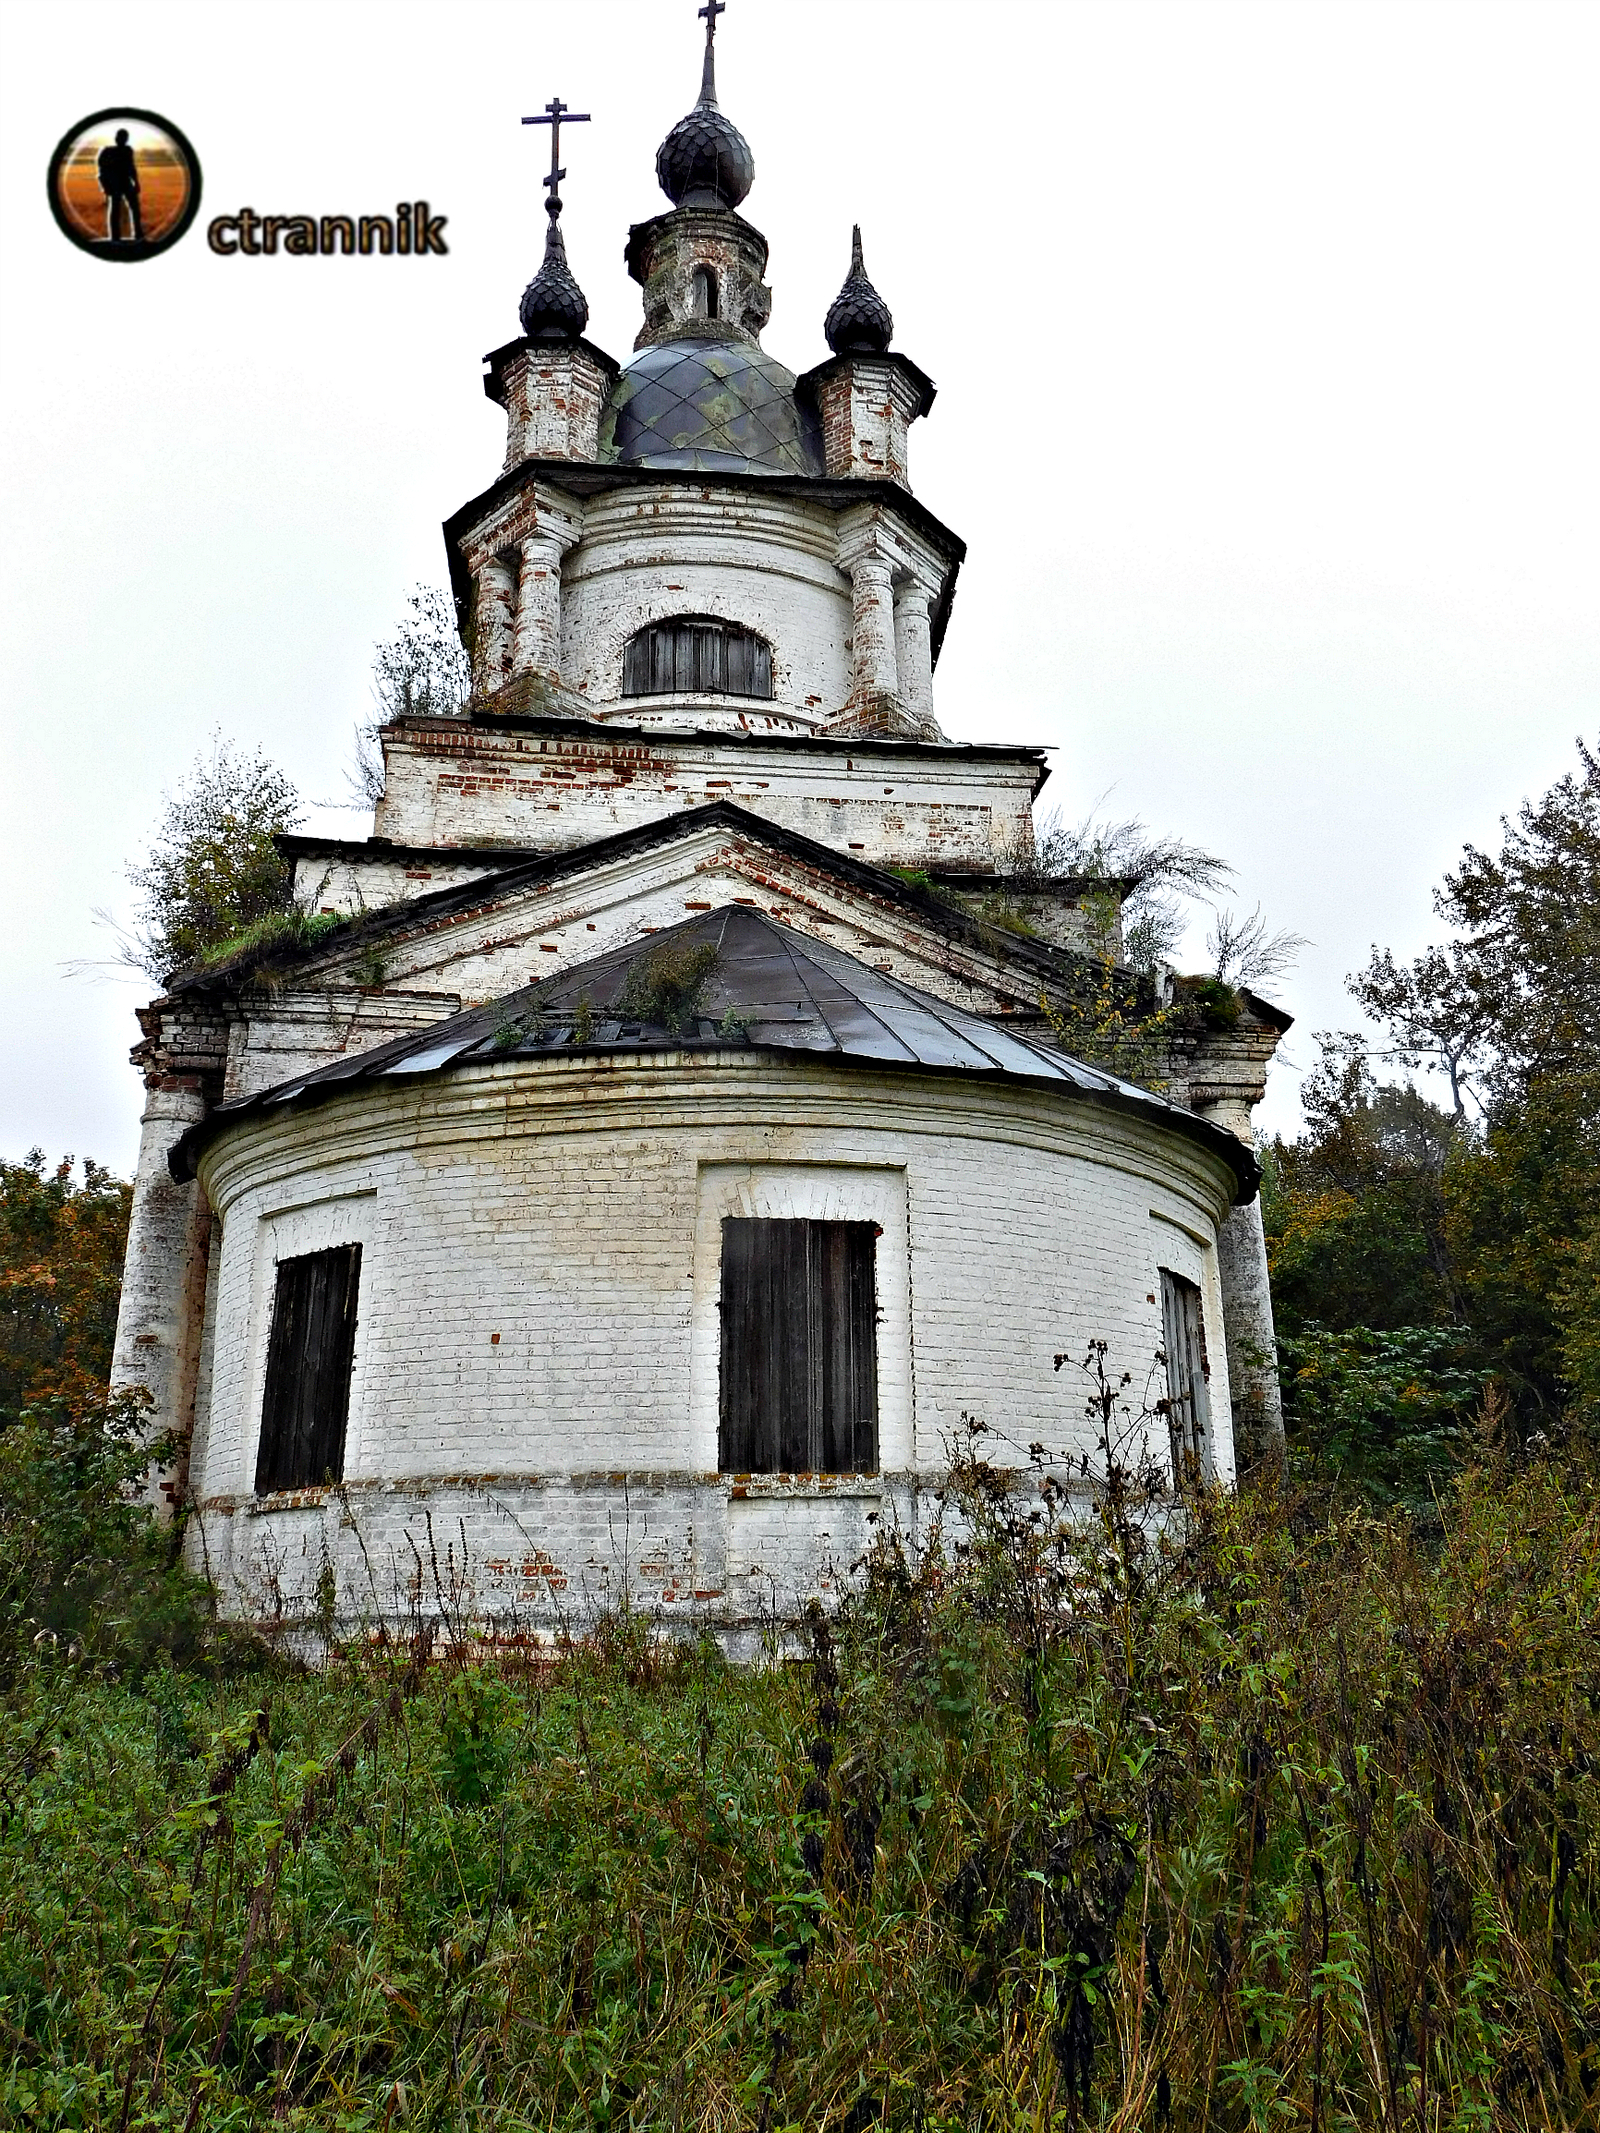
[
  {"x1": 824, "y1": 226, "x2": 894, "y2": 356},
  {"x1": 519, "y1": 206, "x2": 589, "y2": 343},
  {"x1": 656, "y1": 29, "x2": 754, "y2": 210}
]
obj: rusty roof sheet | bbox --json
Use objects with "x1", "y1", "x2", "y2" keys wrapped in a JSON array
[{"x1": 170, "y1": 908, "x2": 1258, "y2": 1199}]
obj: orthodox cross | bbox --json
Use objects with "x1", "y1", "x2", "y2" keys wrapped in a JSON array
[
  {"x1": 522, "y1": 97, "x2": 590, "y2": 211},
  {"x1": 696, "y1": 0, "x2": 725, "y2": 101}
]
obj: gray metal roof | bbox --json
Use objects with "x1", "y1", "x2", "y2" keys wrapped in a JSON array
[
  {"x1": 170, "y1": 908, "x2": 1257, "y2": 1198},
  {"x1": 598, "y1": 339, "x2": 822, "y2": 476}
]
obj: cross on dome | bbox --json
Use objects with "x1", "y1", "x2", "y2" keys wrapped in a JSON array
[
  {"x1": 517, "y1": 94, "x2": 592, "y2": 343},
  {"x1": 522, "y1": 96, "x2": 591, "y2": 218},
  {"x1": 697, "y1": 0, "x2": 726, "y2": 108},
  {"x1": 658, "y1": 0, "x2": 753, "y2": 209}
]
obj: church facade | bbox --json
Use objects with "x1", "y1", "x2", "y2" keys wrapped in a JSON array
[{"x1": 110, "y1": 10, "x2": 1289, "y2": 1649}]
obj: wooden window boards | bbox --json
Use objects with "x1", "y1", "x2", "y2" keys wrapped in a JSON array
[
  {"x1": 1159, "y1": 1266, "x2": 1212, "y2": 1488},
  {"x1": 255, "y1": 1244, "x2": 362, "y2": 1494},
  {"x1": 622, "y1": 617, "x2": 773, "y2": 700},
  {"x1": 719, "y1": 1218, "x2": 878, "y2": 1474}
]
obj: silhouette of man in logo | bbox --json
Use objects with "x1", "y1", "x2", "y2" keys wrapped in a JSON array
[{"x1": 97, "y1": 129, "x2": 143, "y2": 244}]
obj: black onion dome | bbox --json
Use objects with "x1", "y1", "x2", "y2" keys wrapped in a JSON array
[
  {"x1": 824, "y1": 226, "x2": 893, "y2": 355},
  {"x1": 519, "y1": 210, "x2": 589, "y2": 343},
  {"x1": 656, "y1": 39, "x2": 754, "y2": 209}
]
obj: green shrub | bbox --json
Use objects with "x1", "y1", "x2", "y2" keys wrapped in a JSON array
[
  {"x1": 1278, "y1": 1321, "x2": 1486, "y2": 1505},
  {"x1": 0, "y1": 1390, "x2": 215, "y2": 1685},
  {"x1": 616, "y1": 941, "x2": 719, "y2": 1034}
]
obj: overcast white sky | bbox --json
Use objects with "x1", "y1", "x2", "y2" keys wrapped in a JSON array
[{"x1": 2, "y1": 0, "x2": 1596, "y2": 1174}]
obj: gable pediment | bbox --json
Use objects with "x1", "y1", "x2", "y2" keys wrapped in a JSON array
[{"x1": 184, "y1": 805, "x2": 1093, "y2": 1101}]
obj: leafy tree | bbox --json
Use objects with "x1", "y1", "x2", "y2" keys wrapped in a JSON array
[
  {"x1": 123, "y1": 733, "x2": 301, "y2": 981},
  {"x1": 1279, "y1": 735, "x2": 1600, "y2": 1453},
  {"x1": 1443, "y1": 1078, "x2": 1597, "y2": 1426},
  {"x1": 1264, "y1": 1037, "x2": 1471, "y2": 1492},
  {"x1": 1348, "y1": 941, "x2": 1491, "y2": 1118},
  {"x1": 0, "y1": 1151, "x2": 132, "y2": 1421},
  {"x1": 0, "y1": 1386, "x2": 207, "y2": 1680},
  {"x1": 0, "y1": 1151, "x2": 212, "y2": 1675},
  {"x1": 1436, "y1": 736, "x2": 1600, "y2": 1095},
  {"x1": 1275, "y1": 1322, "x2": 1485, "y2": 1504},
  {"x1": 351, "y1": 584, "x2": 471, "y2": 803}
]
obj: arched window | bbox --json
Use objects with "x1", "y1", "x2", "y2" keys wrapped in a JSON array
[
  {"x1": 622, "y1": 616, "x2": 773, "y2": 699},
  {"x1": 691, "y1": 264, "x2": 719, "y2": 319}
]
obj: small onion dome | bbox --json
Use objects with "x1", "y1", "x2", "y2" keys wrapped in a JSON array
[
  {"x1": 824, "y1": 226, "x2": 893, "y2": 356},
  {"x1": 519, "y1": 206, "x2": 589, "y2": 343},
  {"x1": 656, "y1": 39, "x2": 754, "y2": 209}
]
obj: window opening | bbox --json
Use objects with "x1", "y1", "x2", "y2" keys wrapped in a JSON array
[
  {"x1": 692, "y1": 264, "x2": 719, "y2": 319},
  {"x1": 255, "y1": 1244, "x2": 362, "y2": 1493},
  {"x1": 622, "y1": 616, "x2": 773, "y2": 700},
  {"x1": 1158, "y1": 1266, "x2": 1212, "y2": 1489},
  {"x1": 719, "y1": 1218, "x2": 878, "y2": 1474}
]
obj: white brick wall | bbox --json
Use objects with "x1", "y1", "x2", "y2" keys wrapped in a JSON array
[
  {"x1": 188, "y1": 1052, "x2": 1236, "y2": 1636},
  {"x1": 373, "y1": 722, "x2": 1041, "y2": 872},
  {"x1": 561, "y1": 486, "x2": 852, "y2": 722}
]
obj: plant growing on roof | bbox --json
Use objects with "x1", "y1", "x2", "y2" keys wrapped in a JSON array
[
  {"x1": 350, "y1": 585, "x2": 472, "y2": 805},
  {"x1": 1205, "y1": 903, "x2": 1308, "y2": 991},
  {"x1": 194, "y1": 908, "x2": 342, "y2": 978},
  {"x1": 1041, "y1": 954, "x2": 1178, "y2": 1091},
  {"x1": 1025, "y1": 806, "x2": 1232, "y2": 973},
  {"x1": 616, "y1": 942, "x2": 720, "y2": 1035},
  {"x1": 1171, "y1": 972, "x2": 1242, "y2": 1033},
  {"x1": 109, "y1": 733, "x2": 303, "y2": 982}
]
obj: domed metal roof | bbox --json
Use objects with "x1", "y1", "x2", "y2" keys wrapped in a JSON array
[
  {"x1": 657, "y1": 103, "x2": 754, "y2": 212},
  {"x1": 598, "y1": 337, "x2": 821, "y2": 475},
  {"x1": 170, "y1": 907, "x2": 1259, "y2": 1204},
  {"x1": 518, "y1": 209, "x2": 589, "y2": 343},
  {"x1": 824, "y1": 226, "x2": 893, "y2": 356}
]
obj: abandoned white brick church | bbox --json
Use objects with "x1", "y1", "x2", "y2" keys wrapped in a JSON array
[{"x1": 110, "y1": 6, "x2": 1290, "y2": 1648}]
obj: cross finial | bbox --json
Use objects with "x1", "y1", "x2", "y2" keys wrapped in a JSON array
[
  {"x1": 521, "y1": 96, "x2": 591, "y2": 217},
  {"x1": 696, "y1": 0, "x2": 726, "y2": 105}
]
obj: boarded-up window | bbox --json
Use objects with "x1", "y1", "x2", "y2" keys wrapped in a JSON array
[
  {"x1": 255, "y1": 1245, "x2": 362, "y2": 1494},
  {"x1": 719, "y1": 1219, "x2": 878, "y2": 1474},
  {"x1": 622, "y1": 617, "x2": 773, "y2": 699},
  {"x1": 1159, "y1": 1267, "x2": 1212, "y2": 1489}
]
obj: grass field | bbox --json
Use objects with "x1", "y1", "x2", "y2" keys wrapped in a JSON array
[{"x1": 3, "y1": 1442, "x2": 1598, "y2": 2131}]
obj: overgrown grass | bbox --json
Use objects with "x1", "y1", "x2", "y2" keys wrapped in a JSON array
[
  {"x1": 3, "y1": 1418, "x2": 1598, "y2": 2129},
  {"x1": 192, "y1": 910, "x2": 344, "y2": 978}
]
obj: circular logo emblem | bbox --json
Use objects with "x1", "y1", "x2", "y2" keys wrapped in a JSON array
[{"x1": 47, "y1": 108, "x2": 202, "y2": 261}]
